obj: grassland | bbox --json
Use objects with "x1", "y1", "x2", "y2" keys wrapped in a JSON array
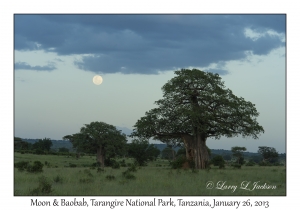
[{"x1": 14, "y1": 152, "x2": 286, "y2": 196}]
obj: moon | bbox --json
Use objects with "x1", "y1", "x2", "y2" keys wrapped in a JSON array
[{"x1": 93, "y1": 75, "x2": 103, "y2": 85}]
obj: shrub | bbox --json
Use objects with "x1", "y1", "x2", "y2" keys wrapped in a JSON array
[
  {"x1": 119, "y1": 159, "x2": 127, "y2": 167},
  {"x1": 127, "y1": 164, "x2": 137, "y2": 172},
  {"x1": 69, "y1": 163, "x2": 77, "y2": 168},
  {"x1": 210, "y1": 155, "x2": 225, "y2": 169},
  {"x1": 170, "y1": 155, "x2": 195, "y2": 169},
  {"x1": 14, "y1": 161, "x2": 29, "y2": 171},
  {"x1": 232, "y1": 163, "x2": 241, "y2": 169},
  {"x1": 83, "y1": 169, "x2": 93, "y2": 177},
  {"x1": 34, "y1": 149, "x2": 44, "y2": 155},
  {"x1": 97, "y1": 167, "x2": 105, "y2": 173},
  {"x1": 79, "y1": 178, "x2": 93, "y2": 183},
  {"x1": 111, "y1": 161, "x2": 120, "y2": 169},
  {"x1": 259, "y1": 161, "x2": 272, "y2": 166},
  {"x1": 27, "y1": 161, "x2": 44, "y2": 173},
  {"x1": 122, "y1": 170, "x2": 136, "y2": 180},
  {"x1": 29, "y1": 176, "x2": 52, "y2": 195},
  {"x1": 106, "y1": 175, "x2": 115, "y2": 181},
  {"x1": 246, "y1": 160, "x2": 256, "y2": 166},
  {"x1": 170, "y1": 155, "x2": 187, "y2": 169},
  {"x1": 53, "y1": 175, "x2": 63, "y2": 183}
]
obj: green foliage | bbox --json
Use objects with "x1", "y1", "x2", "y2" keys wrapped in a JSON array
[
  {"x1": 128, "y1": 139, "x2": 160, "y2": 166},
  {"x1": 258, "y1": 146, "x2": 279, "y2": 163},
  {"x1": 119, "y1": 159, "x2": 127, "y2": 167},
  {"x1": 131, "y1": 69, "x2": 264, "y2": 169},
  {"x1": 211, "y1": 155, "x2": 225, "y2": 168},
  {"x1": 27, "y1": 161, "x2": 44, "y2": 173},
  {"x1": 122, "y1": 170, "x2": 136, "y2": 180},
  {"x1": 161, "y1": 147, "x2": 175, "y2": 160},
  {"x1": 14, "y1": 161, "x2": 29, "y2": 171},
  {"x1": 105, "y1": 175, "x2": 115, "y2": 181},
  {"x1": 231, "y1": 146, "x2": 247, "y2": 165},
  {"x1": 53, "y1": 175, "x2": 64, "y2": 183},
  {"x1": 69, "y1": 163, "x2": 77, "y2": 168},
  {"x1": 14, "y1": 137, "x2": 32, "y2": 151},
  {"x1": 176, "y1": 147, "x2": 186, "y2": 157},
  {"x1": 246, "y1": 160, "x2": 256, "y2": 166},
  {"x1": 170, "y1": 155, "x2": 195, "y2": 169},
  {"x1": 58, "y1": 147, "x2": 69, "y2": 153},
  {"x1": 29, "y1": 176, "x2": 52, "y2": 195},
  {"x1": 232, "y1": 163, "x2": 242, "y2": 169},
  {"x1": 32, "y1": 138, "x2": 53, "y2": 152},
  {"x1": 63, "y1": 121, "x2": 127, "y2": 167}
]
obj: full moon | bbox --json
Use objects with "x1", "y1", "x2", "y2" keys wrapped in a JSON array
[{"x1": 93, "y1": 75, "x2": 103, "y2": 85}]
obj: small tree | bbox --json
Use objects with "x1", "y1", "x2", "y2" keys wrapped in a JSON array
[
  {"x1": 231, "y1": 146, "x2": 246, "y2": 165},
  {"x1": 258, "y1": 146, "x2": 279, "y2": 163},
  {"x1": 128, "y1": 139, "x2": 160, "y2": 166},
  {"x1": 161, "y1": 147, "x2": 175, "y2": 160},
  {"x1": 63, "y1": 121, "x2": 127, "y2": 167},
  {"x1": 32, "y1": 138, "x2": 53, "y2": 152},
  {"x1": 210, "y1": 155, "x2": 225, "y2": 169}
]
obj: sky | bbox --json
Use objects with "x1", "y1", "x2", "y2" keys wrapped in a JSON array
[{"x1": 14, "y1": 14, "x2": 286, "y2": 153}]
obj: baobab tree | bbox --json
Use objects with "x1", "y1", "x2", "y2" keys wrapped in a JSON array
[
  {"x1": 131, "y1": 69, "x2": 264, "y2": 169},
  {"x1": 63, "y1": 121, "x2": 127, "y2": 167}
]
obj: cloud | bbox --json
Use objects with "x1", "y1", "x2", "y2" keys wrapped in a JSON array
[
  {"x1": 14, "y1": 14, "x2": 286, "y2": 74},
  {"x1": 14, "y1": 61, "x2": 56, "y2": 71}
]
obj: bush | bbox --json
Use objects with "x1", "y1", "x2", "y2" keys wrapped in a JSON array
[
  {"x1": 119, "y1": 159, "x2": 127, "y2": 167},
  {"x1": 122, "y1": 171, "x2": 136, "y2": 180},
  {"x1": 246, "y1": 160, "x2": 256, "y2": 166},
  {"x1": 112, "y1": 161, "x2": 120, "y2": 169},
  {"x1": 127, "y1": 164, "x2": 137, "y2": 172},
  {"x1": 53, "y1": 175, "x2": 63, "y2": 183},
  {"x1": 97, "y1": 167, "x2": 105, "y2": 173},
  {"x1": 106, "y1": 175, "x2": 115, "y2": 181},
  {"x1": 170, "y1": 155, "x2": 195, "y2": 169},
  {"x1": 259, "y1": 161, "x2": 272, "y2": 166},
  {"x1": 79, "y1": 178, "x2": 93, "y2": 183},
  {"x1": 211, "y1": 155, "x2": 225, "y2": 168},
  {"x1": 14, "y1": 161, "x2": 29, "y2": 171},
  {"x1": 69, "y1": 163, "x2": 77, "y2": 168},
  {"x1": 29, "y1": 176, "x2": 52, "y2": 195},
  {"x1": 34, "y1": 149, "x2": 45, "y2": 155},
  {"x1": 27, "y1": 161, "x2": 44, "y2": 173},
  {"x1": 170, "y1": 155, "x2": 187, "y2": 169},
  {"x1": 232, "y1": 163, "x2": 241, "y2": 169}
]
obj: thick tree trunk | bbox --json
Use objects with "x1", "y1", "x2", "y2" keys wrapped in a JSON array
[
  {"x1": 182, "y1": 133, "x2": 209, "y2": 169},
  {"x1": 96, "y1": 147, "x2": 105, "y2": 168}
]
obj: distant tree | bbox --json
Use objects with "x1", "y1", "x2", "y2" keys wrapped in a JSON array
[
  {"x1": 32, "y1": 138, "x2": 53, "y2": 152},
  {"x1": 176, "y1": 147, "x2": 186, "y2": 157},
  {"x1": 14, "y1": 137, "x2": 32, "y2": 151},
  {"x1": 146, "y1": 144, "x2": 161, "y2": 161},
  {"x1": 258, "y1": 146, "x2": 279, "y2": 163},
  {"x1": 222, "y1": 154, "x2": 232, "y2": 161},
  {"x1": 63, "y1": 121, "x2": 127, "y2": 167},
  {"x1": 251, "y1": 155, "x2": 263, "y2": 163},
  {"x1": 128, "y1": 139, "x2": 160, "y2": 166},
  {"x1": 58, "y1": 147, "x2": 69, "y2": 153},
  {"x1": 210, "y1": 155, "x2": 225, "y2": 169},
  {"x1": 161, "y1": 147, "x2": 175, "y2": 160},
  {"x1": 231, "y1": 146, "x2": 247, "y2": 165}
]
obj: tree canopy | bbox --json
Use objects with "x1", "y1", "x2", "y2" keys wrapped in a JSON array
[
  {"x1": 131, "y1": 69, "x2": 264, "y2": 169},
  {"x1": 63, "y1": 121, "x2": 127, "y2": 167},
  {"x1": 258, "y1": 146, "x2": 279, "y2": 163}
]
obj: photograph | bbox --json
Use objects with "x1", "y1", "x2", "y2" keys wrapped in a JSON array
[{"x1": 14, "y1": 14, "x2": 286, "y2": 198}]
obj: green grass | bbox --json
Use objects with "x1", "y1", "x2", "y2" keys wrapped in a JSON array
[{"x1": 14, "y1": 152, "x2": 286, "y2": 196}]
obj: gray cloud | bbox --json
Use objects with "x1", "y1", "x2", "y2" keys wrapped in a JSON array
[
  {"x1": 14, "y1": 14, "x2": 285, "y2": 74},
  {"x1": 14, "y1": 62, "x2": 56, "y2": 71}
]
